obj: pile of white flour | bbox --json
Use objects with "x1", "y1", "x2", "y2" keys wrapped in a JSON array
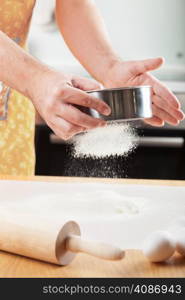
[{"x1": 71, "y1": 122, "x2": 138, "y2": 158}]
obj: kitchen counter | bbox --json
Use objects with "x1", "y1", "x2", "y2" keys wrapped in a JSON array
[{"x1": 0, "y1": 175, "x2": 185, "y2": 278}]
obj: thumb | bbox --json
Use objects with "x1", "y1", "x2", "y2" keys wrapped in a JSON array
[
  {"x1": 72, "y1": 76, "x2": 102, "y2": 91},
  {"x1": 132, "y1": 57, "x2": 164, "y2": 74}
]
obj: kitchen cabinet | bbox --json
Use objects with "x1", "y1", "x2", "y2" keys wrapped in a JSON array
[{"x1": 35, "y1": 125, "x2": 185, "y2": 180}]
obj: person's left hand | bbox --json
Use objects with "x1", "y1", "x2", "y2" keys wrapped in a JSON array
[{"x1": 103, "y1": 57, "x2": 184, "y2": 126}]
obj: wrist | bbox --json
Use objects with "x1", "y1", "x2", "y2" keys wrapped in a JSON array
[
  {"x1": 25, "y1": 62, "x2": 53, "y2": 100},
  {"x1": 27, "y1": 65, "x2": 71, "y2": 109},
  {"x1": 98, "y1": 55, "x2": 122, "y2": 87}
]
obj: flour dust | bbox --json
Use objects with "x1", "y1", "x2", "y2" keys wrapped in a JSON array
[
  {"x1": 71, "y1": 122, "x2": 138, "y2": 159},
  {"x1": 63, "y1": 122, "x2": 138, "y2": 178}
]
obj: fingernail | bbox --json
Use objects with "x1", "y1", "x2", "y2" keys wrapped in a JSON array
[
  {"x1": 99, "y1": 121, "x2": 107, "y2": 127},
  {"x1": 102, "y1": 107, "x2": 111, "y2": 116},
  {"x1": 169, "y1": 120, "x2": 179, "y2": 126},
  {"x1": 176, "y1": 111, "x2": 185, "y2": 120},
  {"x1": 181, "y1": 112, "x2": 185, "y2": 120}
]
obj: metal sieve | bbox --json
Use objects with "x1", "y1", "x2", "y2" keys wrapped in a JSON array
[{"x1": 85, "y1": 86, "x2": 153, "y2": 122}]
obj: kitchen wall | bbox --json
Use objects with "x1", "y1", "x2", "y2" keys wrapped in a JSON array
[
  {"x1": 95, "y1": 0, "x2": 185, "y2": 64},
  {"x1": 29, "y1": 0, "x2": 185, "y2": 80}
]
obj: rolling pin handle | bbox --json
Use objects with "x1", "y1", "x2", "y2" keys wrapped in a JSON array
[{"x1": 65, "y1": 234, "x2": 125, "y2": 261}]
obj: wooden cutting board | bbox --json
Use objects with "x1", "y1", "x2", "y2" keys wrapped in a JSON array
[
  {"x1": 0, "y1": 175, "x2": 185, "y2": 278},
  {"x1": 0, "y1": 249, "x2": 184, "y2": 278}
]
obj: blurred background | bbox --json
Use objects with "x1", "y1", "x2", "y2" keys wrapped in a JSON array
[
  {"x1": 29, "y1": 0, "x2": 185, "y2": 80},
  {"x1": 29, "y1": 0, "x2": 185, "y2": 180}
]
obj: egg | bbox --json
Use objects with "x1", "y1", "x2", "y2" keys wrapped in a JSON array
[
  {"x1": 175, "y1": 228, "x2": 185, "y2": 256},
  {"x1": 142, "y1": 231, "x2": 175, "y2": 262}
]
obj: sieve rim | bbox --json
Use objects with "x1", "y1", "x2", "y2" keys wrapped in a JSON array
[{"x1": 87, "y1": 85, "x2": 152, "y2": 93}]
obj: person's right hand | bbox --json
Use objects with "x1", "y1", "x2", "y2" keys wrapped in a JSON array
[{"x1": 30, "y1": 70, "x2": 111, "y2": 140}]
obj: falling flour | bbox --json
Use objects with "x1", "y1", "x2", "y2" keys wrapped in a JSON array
[{"x1": 71, "y1": 122, "x2": 138, "y2": 159}]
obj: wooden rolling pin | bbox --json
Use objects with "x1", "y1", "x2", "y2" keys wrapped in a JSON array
[
  {"x1": 0, "y1": 215, "x2": 124, "y2": 265},
  {"x1": 66, "y1": 235, "x2": 125, "y2": 261}
]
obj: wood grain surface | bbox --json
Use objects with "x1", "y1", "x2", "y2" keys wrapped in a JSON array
[
  {"x1": 0, "y1": 175, "x2": 185, "y2": 278},
  {"x1": 0, "y1": 249, "x2": 184, "y2": 278}
]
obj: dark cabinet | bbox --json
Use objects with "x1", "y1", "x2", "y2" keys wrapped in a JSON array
[{"x1": 35, "y1": 125, "x2": 185, "y2": 180}]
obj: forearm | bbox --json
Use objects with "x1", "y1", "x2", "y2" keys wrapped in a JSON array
[
  {"x1": 56, "y1": 0, "x2": 120, "y2": 84},
  {"x1": 0, "y1": 31, "x2": 50, "y2": 99}
]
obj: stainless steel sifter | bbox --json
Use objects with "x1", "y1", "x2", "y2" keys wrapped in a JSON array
[{"x1": 85, "y1": 85, "x2": 153, "y2": 122}]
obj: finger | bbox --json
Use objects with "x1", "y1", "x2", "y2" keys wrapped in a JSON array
[
  {"x1": 152, "y1": 95, "x2": 184, "y2": 121},
  {"x1": 131, "y1": 57, "x2": 164, "y2": 75},
  {"x1": 57, "y1": 103, "x2": 106, "y2": 129},
  {"x1": 72, "y1": 76, "x2": 102, "y2": 91},
  {"x1": 143, "y1": 73, "x2": 181, "y2": 109},
  {"x1": 144, "y1": 116, "x2": 164, "y2": 127},
  {"x1": 152, "y1": 104, "x2": 179, "y2": 125},
  {"x1": 61, "y1": 86, "x2": 111, "y2": 115},
  {"x1": 153, "y1": 79, "x2": 181, "y2": 110},
  {"x1": 49, "y1": 118, "x2": 86, "y2": 140}
]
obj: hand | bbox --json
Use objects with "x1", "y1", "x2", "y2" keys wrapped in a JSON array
[
  {"x1": 31, "y1": 71, "x2": 111, "y2": 140},
  {"x1": 103, "y1": 58, "x2": 184, "y2": 126}
]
